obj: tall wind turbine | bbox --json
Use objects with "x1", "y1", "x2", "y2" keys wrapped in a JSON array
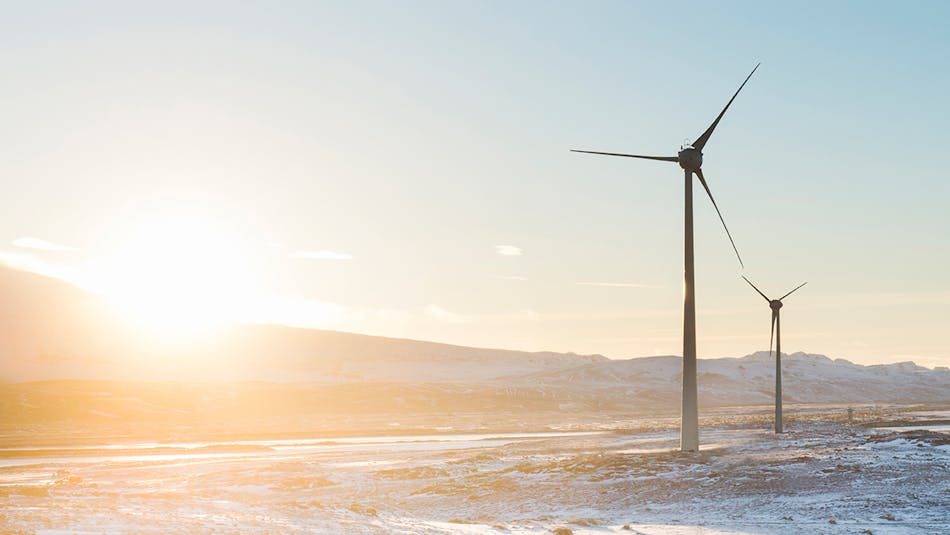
[
  {"x1": 572, "y1": 64, "x2": 759, "y2": 452},
  {"x1": 742, "y1": 276, "x2": 807, "y2": 433}
]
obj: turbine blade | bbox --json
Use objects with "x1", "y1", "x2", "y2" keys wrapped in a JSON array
[
  {"x1": 570, "y1": 149, "x2": 678, "y2": 162},
  {"x1": 691, "y1": 63, "x2": 760, "y2": 151},
  {"x1": 779, "y1": 281, "x2": 808, "y2": 301},
  {"x1": 770, "y1": 310, "x2": 776, "y2": 358},
  {"x1": 695, "y1": 169, "x2": 743, "y2": 267},
  {"x1": 742, "y1": 275, "x2": 770, "y2": 303}
]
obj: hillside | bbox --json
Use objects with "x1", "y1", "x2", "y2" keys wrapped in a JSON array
[
  {"x1": 0, "y1": 265, "x2": 947, "y2": 410},
  {"x1": 519, "y1": 351, "x2": 950, "y2": 406},
  {"x1": 0, "y1": 266, "x2": 607, "y2": 383}
]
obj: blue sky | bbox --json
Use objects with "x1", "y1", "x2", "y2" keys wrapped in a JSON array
[{"x1": 1, "y1": 1, "x2": 948, "y2": 365}]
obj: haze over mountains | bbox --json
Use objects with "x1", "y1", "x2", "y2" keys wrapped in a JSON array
[{"x1": 0, "y1": 266, "x2": 947, "y2": 407}]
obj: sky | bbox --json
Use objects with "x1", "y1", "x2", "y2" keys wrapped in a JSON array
[{"x1": 1, "y1": 1, "x2": 948, "y2": 366}]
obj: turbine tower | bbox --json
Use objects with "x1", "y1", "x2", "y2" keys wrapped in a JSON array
[
  {"x1": 572, "y1": 64, "x2": 759, "y2": 452},
  {"x1": 742, "y1": 276, "x2": 807, "y2": 433}
]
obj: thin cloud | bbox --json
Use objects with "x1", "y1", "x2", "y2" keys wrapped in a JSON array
[
  {"x1": 12, "y1": 237, "x2": 78, "y2": 252},
  {"x1": 499, "y1": 275, "x2": 528, "y2": 281},
  {"x1": 0, "y1": 251, "x2": 86, "y2": 287},
  {"x1": 423, "y1": 304, "x2": 538, "y2": 324},
  {"x1": 495, "y1": 245, "x2": 523, "y2": 256},
  {"x1": 576, "y1": 281, "x2": 655, "y2": 288},
  {"x1": 503, "y1": 309, "x2": 541, "y2": 322},
  {"x1": 288, "y1": 250, "x2": 353, "y2": 260},
  {"x1": 424, "y1": 304, "x2": 468, "y2": 324},
  {"x1": 245, "y1": 294, "x2": 345, "y2": 329}
]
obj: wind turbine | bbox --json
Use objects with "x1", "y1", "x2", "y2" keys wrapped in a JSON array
[
  {"x1": 572, "y1": 64, "x2": 759, "y2": 452},
  {"x1": 742, "y1": 276, "x2": 807, "y2": 433}
]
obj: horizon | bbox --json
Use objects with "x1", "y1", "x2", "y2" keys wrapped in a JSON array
[
  {"x1": 2, "y1": 2, "x2": 949, "y2": 368},
  {"x1": 3, "y1": 261, "x2": 946, "y2": 372}
]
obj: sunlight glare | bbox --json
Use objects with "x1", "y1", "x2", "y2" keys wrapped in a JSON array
[{"x1": 88, "y1": 209, "x2": 259, "y2": 340}]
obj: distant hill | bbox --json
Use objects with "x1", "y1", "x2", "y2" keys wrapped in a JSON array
[
  {"x1": 0, "y1": 265, "x2": 947, "y2": 408},
  {"x1": 0, "y1": 266, "x2": 607, "y2": 383},
  {"x1": 518, "y1": 351, "x2": 950, "y2": 406}
]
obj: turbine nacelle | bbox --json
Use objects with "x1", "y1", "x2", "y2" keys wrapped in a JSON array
[
  {"x1": 677, "y1": 147, "x2": 703, "y2": 172},
  {"x1": 743, "y1": 276, "x2": 808, "y2": 310}
]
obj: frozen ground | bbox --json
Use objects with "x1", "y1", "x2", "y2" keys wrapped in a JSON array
[{"x1": 1, "y1": 406, "x2": 947, "y2": 534}]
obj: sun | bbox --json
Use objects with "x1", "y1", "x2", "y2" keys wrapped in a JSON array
[{"x1": 86, "y1": 207, "x2": 260, "y2": 341}]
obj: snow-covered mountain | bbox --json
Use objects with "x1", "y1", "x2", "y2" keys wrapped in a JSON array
[
  {"x1": 0, "y1": 265, "x2": 947, "y2": 406},
  {"x1": 518, "y1": 351, "x2": 950, "y2": 405}
]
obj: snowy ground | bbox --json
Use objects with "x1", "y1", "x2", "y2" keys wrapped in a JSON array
[{"x1": 1, "y1": 406, "x2": 948, "y2": 534}]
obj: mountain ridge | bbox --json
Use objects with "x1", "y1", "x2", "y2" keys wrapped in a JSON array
[{"x1": 0, "y1": 265, "x2": 947, "y2": 407}]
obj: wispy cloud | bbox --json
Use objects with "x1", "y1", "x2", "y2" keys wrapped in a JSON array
[
  {"x1": 0, "y1": 251, "x2": 86, "y2": 286},
  {"x1": 504, "y1": 309, "x2": 541, "y2": 322},
  {"x1": 495, "y1": 245, "x2": 523, "y2": 256},
  {"x1": 424, "y1": 304, "x2": 468, "y2": 324},
  {"x1": 288, "y1": 250, "x2": 353, "y2": 260},
  {"x1": 12, "y1": 237, "x2": 78, "y2": 252},
  {"x1": 576, "y1": 281, "x2": 655, "y2": 288},
  {"x1": 245, "y1": 294, "x2": 345, "y2": 328},
  {"x1": 423, "y1": 304, "x2": 538, "y2": 324}
]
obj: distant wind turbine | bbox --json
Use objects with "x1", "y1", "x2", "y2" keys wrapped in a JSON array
[
  {"x1": 572, "y1": 64, "x2": 759, "y2": 452},
  {"x1": 742, "y1": 276, "x2": 807, "y2": 434}
]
